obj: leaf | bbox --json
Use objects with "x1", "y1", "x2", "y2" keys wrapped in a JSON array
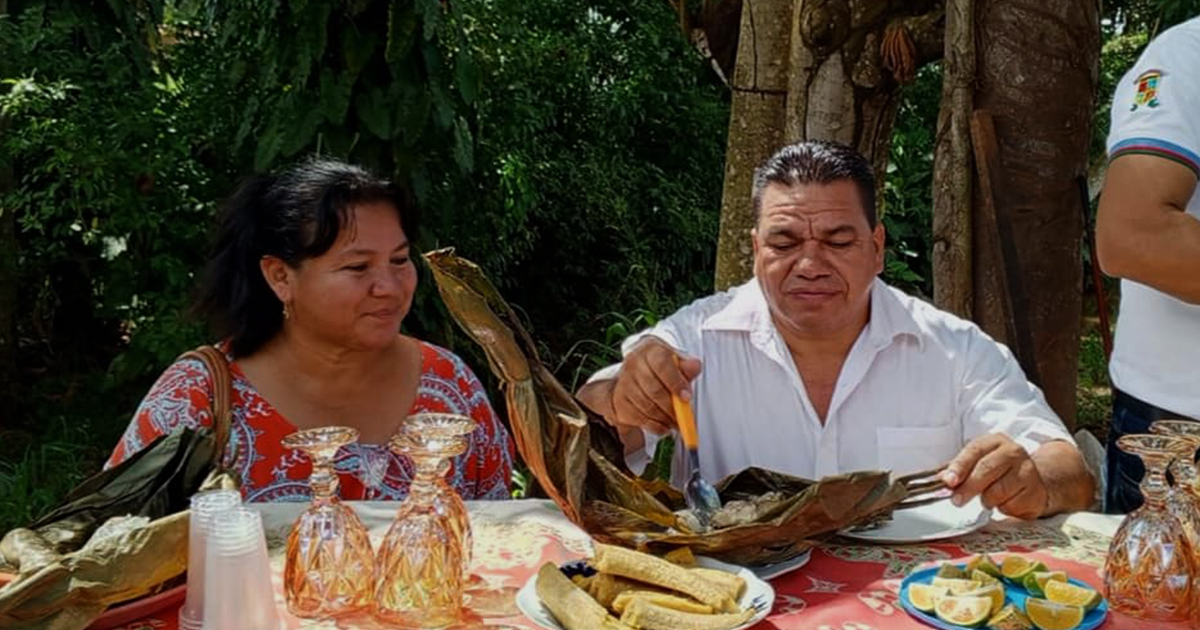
[
  {"x1": 342, "y1": 24, "x2": 378, "y2": 78},
  {"x1": 455, "y1": 53, "x2": 480, "y2": 105},
  {"x1": 429, "y1": 83, "x2": 454, "y2": 130},
  {"x1": 233, "y1": 95, "x2": 261, "y2": 152},
  {"x1": 395, "y1": 83, "x2": 431, "y2": 146},
  {"x1": 355, "y1": 87, "x2": 393, "y2": 140},
  {"x1": 417, "y1": 0, "x2": 441, "y2": 41},
  {"x1": 280, "y1": 104, "x2": 322, "y2": 157},
  {"x1": 451, "y1": 115, "x2": 473, "y2": 172},
  {"x1": 386, "y1": 0, "x2": 420, "y2": 68},
  {"x1": 254, "y1": 122, "x2": 284, "y2": 171},
  {"x1": 318, "y1": 68, "x2": 353, "y2": 124}
]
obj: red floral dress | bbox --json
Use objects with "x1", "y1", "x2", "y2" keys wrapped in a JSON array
[{"x1": 107, "y1": 342, "x2": 514, "y2": 502}]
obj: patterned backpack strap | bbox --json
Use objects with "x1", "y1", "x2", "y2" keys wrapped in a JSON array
[{"x1": 176, "y1": 344, "x2": 234, "y2": 469}]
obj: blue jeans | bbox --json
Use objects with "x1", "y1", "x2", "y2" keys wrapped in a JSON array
[{"x1": 1105, "y1": 389, "x2": 1198, "y2": 514}]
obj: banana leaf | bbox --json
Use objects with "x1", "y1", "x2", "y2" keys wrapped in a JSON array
[
  {"x1": 425, "y1": 248, "x2": 945, "y2": 567},
  {"x1": 0, "y1": 427, "x2": 238, "y2": 630}
]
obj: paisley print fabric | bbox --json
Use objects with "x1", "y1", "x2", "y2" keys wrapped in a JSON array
[{"x1": 107, "y1": 342, "x2": 514, "y2": 502}]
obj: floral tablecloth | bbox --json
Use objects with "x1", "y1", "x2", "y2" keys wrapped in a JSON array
[{"x1": 108, "y1": 499, "x2": 1183, "y2": 630}]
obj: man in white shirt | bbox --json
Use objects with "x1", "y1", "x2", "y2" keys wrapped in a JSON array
[
  {"x1": 579, "y1": 141, "x2": 1095, "y2": 520},
  {"x1": 1096, "y1": 17, "x2": 1200, "y2": 514}
]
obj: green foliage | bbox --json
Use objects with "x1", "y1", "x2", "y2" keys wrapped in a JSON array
[
  {"x1": 1105, "y1": 0, "x2": 1200, "y2": 35},
  {"x1": 881, "y1": 64, "x2": 942, "y2": 298},
  {"x1": 0, "y1": 0, "x2": 727, "y2": 526},
  {"x1": 451, "y1": 0, "x2": 727, "y2": 370},
  {"x1": 1, "y1": 1, "x2": 209, "y2": 432},
  {"x1": 1091, "y1": 32, "x2": 1150, "y2": 165}
]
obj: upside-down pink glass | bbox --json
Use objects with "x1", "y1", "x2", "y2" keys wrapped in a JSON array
[
  {"x1": 373, "y1": 413, "x2": 476, "y2": 628},
  {"x1": 1105, "y1": 434, "x2": 1195, "y2": 622},
  {"x1": 282, "y1": 426, "x2": 375, "y2": 619}
]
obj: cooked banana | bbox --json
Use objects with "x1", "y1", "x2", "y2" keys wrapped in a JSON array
[
  {"x1": 535, "y1": 563, "x2": 632, "y2": 630},
  {"x1": 593, "y1": 543, "x2": 737, "y2": 612},
  {"x1": 663, "y1": 547, "x2": 697, "y2": 567},
  {"x1": 612, "y1": 591, "x2": 714, "y2": 615},
  {"x1": 589, "y1": 572, "x2": 654, "y2": 609},
  {"x1": 690, "y1": 567, "x2": 747, "y2": 600},
  {"x1": 619, "y1": 597, "x2": 754, "y2": 630}
]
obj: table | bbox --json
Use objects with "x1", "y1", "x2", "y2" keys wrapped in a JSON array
[{"x1": 108, "y1": 499, "x2": 1184, "y2": 630}]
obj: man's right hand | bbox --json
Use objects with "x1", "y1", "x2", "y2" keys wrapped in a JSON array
[{"x1": 610, "y1": 338, "x2": 702, "y2": 435}]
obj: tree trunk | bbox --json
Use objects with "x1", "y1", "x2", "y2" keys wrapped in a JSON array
[
  {"x1": 971, "y1": 0, "x2": 1099, "y2": 429},
  {"x1": 0, "y1": 0, "x2": 15, "y2": 416},
  {"x1": 714, "y1": 0, "x2": 791, "y2": 291},
  {"x1": 931, "y1": 0, "x2": 974, "y2": 319},
  {"x1": 714, "y1": 0, "x2": 943, "y2": 290}
]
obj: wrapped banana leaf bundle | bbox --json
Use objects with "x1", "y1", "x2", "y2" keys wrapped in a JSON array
[
  {"x1": 426, "y1": 249, "x2": 946, "y2": 567},
  {"x1": 0, "y1": 427, "x2": 237, "y2": 630}
]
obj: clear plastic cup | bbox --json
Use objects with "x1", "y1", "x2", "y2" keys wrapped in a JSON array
[
  {"x1": 179, "y1": 489, "x2": 242, "y2": 630},
  {"x1": 200, "y1": 507, "x2": 280, "y2": 630}
]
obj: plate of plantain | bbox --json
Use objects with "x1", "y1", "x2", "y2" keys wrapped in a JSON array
[{"x1": 518, "y1": 542, "x2": 774, "y2": 630}]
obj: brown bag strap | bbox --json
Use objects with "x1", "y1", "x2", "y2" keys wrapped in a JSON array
[{"x1": 177, "y1": 345, "x2": 234, "y2": 468}]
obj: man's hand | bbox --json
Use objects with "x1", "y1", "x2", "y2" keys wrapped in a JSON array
[
  {"x1": 608, "y1": 338, "x2": 702, "y2": 435},
  {"x1": 941, "y1": 434, "x2": 1049, "y2": 520}
]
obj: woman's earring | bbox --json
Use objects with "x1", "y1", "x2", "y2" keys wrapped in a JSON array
[{"x1": 283, "y1": 302, "x2": 292, "y2": 321}]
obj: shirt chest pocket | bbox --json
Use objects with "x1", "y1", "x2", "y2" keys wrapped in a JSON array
[{"x1": 875, "y1": 425, "x2": 962, "y2": 476}]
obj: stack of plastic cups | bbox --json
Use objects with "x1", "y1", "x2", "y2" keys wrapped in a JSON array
[
  {"x1": 178, "y1": 490, "x2": 242, "y2": 630},
  {"x1": 201, "y1": 507, "x2": 280, "y2": 630}
]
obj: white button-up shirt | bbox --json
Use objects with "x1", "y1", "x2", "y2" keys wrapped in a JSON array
[{"x1": 591, "y1": 278, "x2": 1073, "y2": 487}]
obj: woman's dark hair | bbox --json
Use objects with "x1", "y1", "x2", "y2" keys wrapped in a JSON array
[{"x1": 195, "y1": 158, "x2": 418, "y2": 358}]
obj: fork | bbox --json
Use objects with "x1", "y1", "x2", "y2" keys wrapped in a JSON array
[
  {"x1": 748, "y1": 595, "x2": 771, "y2": 615},
  {"x1": 671, "y1": 392, "x2": 722, "y2": 530}
]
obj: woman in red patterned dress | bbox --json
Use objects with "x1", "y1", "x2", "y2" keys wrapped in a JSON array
[{"x1": 107, "y1": 160, "x2": 514, "y2": 502}]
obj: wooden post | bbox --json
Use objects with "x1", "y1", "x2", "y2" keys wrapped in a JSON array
[
  {"x1": 713, "y1": 0, "x2": 791, "y2": 290},
  {"x1": 971, "y1": 109, "x2": 1041, "y2": 386},
  {"x1": 931, "y1": 0, "x2": 974, "y2": 319}
]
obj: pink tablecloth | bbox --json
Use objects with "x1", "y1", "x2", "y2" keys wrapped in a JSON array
[{"x1": 105, "y1": 499, "x2": 1184, "y2": 630}]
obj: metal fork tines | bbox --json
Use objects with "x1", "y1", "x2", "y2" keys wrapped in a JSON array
[{"x1": 748, "y1": 595, "x2": 771, "y2": 614}]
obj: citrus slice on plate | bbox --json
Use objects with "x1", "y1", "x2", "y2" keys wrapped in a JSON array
[
  {"x1": 965, "y1": 582, "x2": 1005, "y2": 615},
  {"x1": 1044, "y1": 580, "x2": 1102, "y2": 611},
  {"x1": 935, "y1": 595, "x2": 992, "y2": 628},
  {"x1": 937, "y1": 562, "x2": 969, "y2": 579},
  {"x1": 909, "y1": 583, "x2": 951, "y2": 613},
  {"x1": 973, "y1": 569, "x2": 1002, "y2": 587},
  {"x1": 1025, "y1": 598, "x2": 1085, "y2": 630},
  {"x1": 1022, "y1": 571, "x2": 1067, "y2": 597},
  {"x1": 968, "y1": 553, "x2": 1002, "y2": 578},
  {"x1": 932, "y1": 577, "x2": 983, "y2": 595},
  {"x1": 1001, "y1": 556, "x2": 1046, "y2": 582},
  {"x1": 987, "y1": 603, "x2": 1034, "y2": 630}
]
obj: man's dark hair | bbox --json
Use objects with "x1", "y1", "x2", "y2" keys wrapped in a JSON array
[
  {"x1": 194, "y1": 158, "x2": 417, "y2": 358},
  {"x1": 751, "y1": 141, "x2": 876, "y2": 228}
]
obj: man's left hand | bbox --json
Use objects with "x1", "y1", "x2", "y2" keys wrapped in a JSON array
[{"x1": 941, "y1": 433, "x2": 1049, "y2": 520}]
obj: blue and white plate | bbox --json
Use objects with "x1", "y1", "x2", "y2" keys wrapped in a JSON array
[{"x1": 899, "y1": 565, "x2": 1109, "y2": 630}]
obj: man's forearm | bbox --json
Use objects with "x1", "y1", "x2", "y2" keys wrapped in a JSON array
[
  {"x1": 1098, "y1": 208, "x2": 1200, "y2": 304},
  {"x1": 1033, "y1": 441, "x2": 1097, "y2": 516}
]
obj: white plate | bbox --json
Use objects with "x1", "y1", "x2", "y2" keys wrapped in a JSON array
[
  {"x1": 837, "y1": 495, "x2": 991, "y2": 543},
  {"x1": 749, "y1": 548, "x2": 812, "y2": 580},
  {"x1": 516, "y1": 555, "x2": 775, "y2": 630}
]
